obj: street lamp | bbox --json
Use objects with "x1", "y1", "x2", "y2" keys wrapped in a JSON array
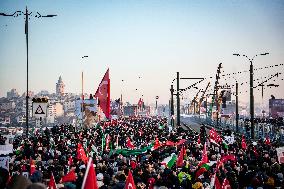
[
  {"x1": 233, "y1": 52, "x2": 269, "y2": 139},
  {"x1": 81, "y1": 56, "x2": 88, "y2": 128},
  {"x1": 155, "y1": 96, "x2": 159, "y2": 114},
  {"x1": 0, "y1": 7, "x2": 57, "y2": 137}
]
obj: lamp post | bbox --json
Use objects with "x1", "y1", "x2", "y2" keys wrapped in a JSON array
[
  {"x1": 176, "y1": 72, "x2": 181, "y2": 126},
  {"x1": 81, "y1": 56, "x2": 88, "y2": 128},
  {"x1": 233, "y1": 52, "x2": 269, "y2": 139},
  {"x1": 170, "y1": 84, "x2": 174, "y2": 127},
  {"x1": 155, "y1": 96, "x2": 159, "y2": 115},
  {"x1": 236, "y1": 81, "x2": 239, "y2": 133},
  {"x1": 0, "y1": 7, "x2": 57, "y2": 137}
]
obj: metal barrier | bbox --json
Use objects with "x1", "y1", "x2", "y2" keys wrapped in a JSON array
[{"x1": 182, "y1": 115, "x2": 284, "y2": 142}]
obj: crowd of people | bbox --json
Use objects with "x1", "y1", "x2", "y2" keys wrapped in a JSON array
[{"x1": 0, "y1": 116, "x2": 283, "y2": 189}]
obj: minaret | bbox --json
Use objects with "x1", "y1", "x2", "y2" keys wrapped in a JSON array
[{"x1": 56, "y1": 76, "x2": 65, "y2": 96}]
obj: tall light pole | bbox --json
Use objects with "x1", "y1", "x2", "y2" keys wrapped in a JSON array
[
  {"x1": 81, "y1": 56, "x2": 88, "y2": 128},
  {"x1": 233, "y1": 52, "x2": 269, "y2": 139},
  {"x1": 155, "y1": 96, "x2": 159, "y2": 115},
  {"x1": 176, "y1": 72, "x2": 180, "y2": 126},
  {"x1": 1, "y1": 7, "x2": 57, "y2": 137}
]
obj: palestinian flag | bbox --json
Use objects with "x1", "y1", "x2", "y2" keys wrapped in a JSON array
[
  {"x1": 161, "y1": 154, "x2": 177, "y2": 169},
  {"x1": 112, "y1": 143, "x2": 153, "y2": 156}
]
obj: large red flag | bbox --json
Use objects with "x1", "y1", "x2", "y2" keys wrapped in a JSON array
[
  {"x1": 125, "y1": 170, "x2": 136, "y2": 189},
  {"x1": 95, "y1": 69, "x2": 110, "y2": 119},
  {"x1": 175, "y1": 139, "x2": 186, "y2": 146},
  {"x1": 209, "y1": 128, "x2": 222, "y2": 143},
  {"x1": 77, "y1": 143, "x2": 88, "y2": 164},
  {"x1": 61, "y1": 169, "x2": 76, "y2": 183},
  {"x1": 81, "y1": 158, "x2": 98, "y2": 189},
  {"x1": 220, "y1": 155, "x2": 236, "y2": 164},
  {"x1": 48, "y1": 173, "x2": 57, "y2": 189},
  {"x1": 165, "y1": 141, "x2": 175, "y2": 146}
]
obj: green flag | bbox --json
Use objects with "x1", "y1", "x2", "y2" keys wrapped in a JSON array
[{"x1": 112, "y1": 144, "x2": 153, "y2": 156}]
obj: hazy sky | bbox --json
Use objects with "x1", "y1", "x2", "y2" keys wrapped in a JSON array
[{"x1": 0, "y1": 0, "x2": 284, "y2": 105}]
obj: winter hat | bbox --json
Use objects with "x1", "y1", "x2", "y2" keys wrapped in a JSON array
[{"x1": 97, "y1": 173, "x2": 103, "y2": 181}]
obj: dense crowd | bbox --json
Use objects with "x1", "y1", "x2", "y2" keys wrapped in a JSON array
[{"x1": 0, "y1": 116, "x2": 283, "y2": 189}]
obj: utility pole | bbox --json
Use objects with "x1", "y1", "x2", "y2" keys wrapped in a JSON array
[
  {"x1": 176, "y1": 72, "x2": 180, "y2": 126},
  {"x1": 81, "y1": 56, "x2": 88, "y2": 128},
  {"x1": 249, "y1": 60, "x2": 254, "y2": 138},
  {"x1": 172, "y1": 75, "x2": 205, "y2": 126},
  {"x1": 236, "y1": 82, "x2": 239, "y2": 133},
  {"x1": 155, "y1": 96, "x2": 159, "y2": 115},
  {"x1": 233, "y1": 53, "x2": 269, "y2": 139},
  {"x1": 170, "y1": 85, "x2": 174, "y2": 127},
  {"x1": 0, "y1": 7, "x2": 57, "y2": 137}
]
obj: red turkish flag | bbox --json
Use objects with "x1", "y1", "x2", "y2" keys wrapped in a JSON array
[
  {"x1": 61, "y1": 169, "x2": 76, "y2": 183},
  {"x1": 81, "y1": 158, "x2": 98, "y2": 189},
  {"x1": 125, "y1": 170, "x2": 136, "y2": 189},
  {"x1": 77, "y1": 143, "x2": 88, "y2": 164},
  {"x1": 220, "y1": 155, "x2": 236, "y2": 164},
  {"x1": 95, "y1": 69, "x2": 110, "y2": 119},
  {"x1": 210, "y1": 128, "x2": 222, "y2": 143},
  {"x1": 153, "y1": 138, "x2": 161, "y2": 150},
  {"x1": 176, "y1": 146, "x2": 186, "y2": 167},
  {"x1": 48, "y1": 173, "x2": 57, "y2": 189},
  {"x1": 165, "y1": 141, "x2": 175, "y2": 146}
]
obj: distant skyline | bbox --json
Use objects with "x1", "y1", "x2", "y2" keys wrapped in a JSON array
[{"x1": 1, "y1": 0, "x2": 284, "y2": 105}]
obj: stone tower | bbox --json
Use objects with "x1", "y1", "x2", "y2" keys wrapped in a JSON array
[{"x1": 56, "y1": 76, "x2": 65, "y2": 96}]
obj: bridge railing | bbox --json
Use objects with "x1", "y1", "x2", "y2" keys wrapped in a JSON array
[{"x1": 182, "y1": 115, "x2": 284, "y2": 142}]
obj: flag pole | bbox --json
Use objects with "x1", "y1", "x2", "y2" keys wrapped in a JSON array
[
  {"x1": 81, "y1": 71, "x2": 84, "y2": 128},
  {"x1": 107, "y1": 76, "x2": 110, "y2": 119}
]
